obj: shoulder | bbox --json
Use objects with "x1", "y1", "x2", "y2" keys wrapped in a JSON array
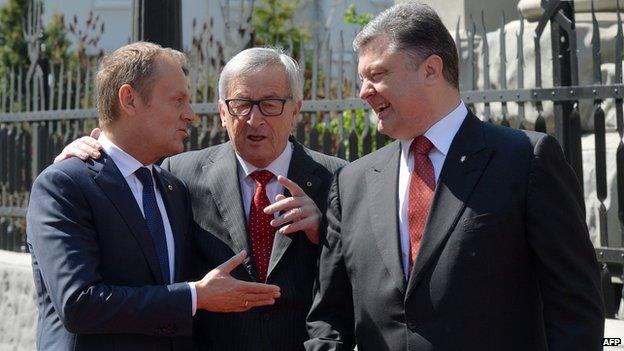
[
  {"x1": 298, "y1": 145, "x2": 348, "y2": 173},
  {"x1": 477, "y1": 119, "x2": 553, "y2": 157},
  {"x1": 340, "y1": 140, "x2": 399, "y2": 176},
  {"x1": 161, "y1": 143, "x2": 231, "y2": 178},
  {"x1": 165, "y1": 143, "x2": 226, "y2": 167},
  {"x1": 34, "y1": 157, "x2": 97, "y2": 187}
]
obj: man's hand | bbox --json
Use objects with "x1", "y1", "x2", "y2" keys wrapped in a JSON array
[
  {"x1": 195, "y1": 250, "x2": 281, "y2": 312},
  {"x1": 53, "y1": 128, "x2": 102, "y2": 163},
  {"x1": 263, "y1": 175, "x2": 322, "y2": 245}
]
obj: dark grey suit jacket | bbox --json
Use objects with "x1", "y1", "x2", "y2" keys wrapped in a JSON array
[
  {"x1": 27, "y1": 153, "x2": 195, "y2": 351},
  {"x1": 162, "y1": 138, "x2": 347, "y2": 351},
  {"x1": 306, "y1": 113, "x2": 604, "y2": 351}
]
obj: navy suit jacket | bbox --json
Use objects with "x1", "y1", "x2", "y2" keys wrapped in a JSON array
[{"x1": 27, "y1": 153, "x2": 196, "y2": 351}]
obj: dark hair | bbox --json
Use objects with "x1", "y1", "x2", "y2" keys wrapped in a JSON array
[{"x1": 353, "y1": 2, "x2": 459, "y2": 89}]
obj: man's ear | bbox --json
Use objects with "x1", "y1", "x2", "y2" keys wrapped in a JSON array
[
  {"x1": 218, "y1": 100, "x2": 228, "y2": 128},
  {"x1": 290, "y1": 100, "x2": 302, "y2": 125},
  {"x1": 118, "y1": 84, "x2": 138, "y2": 115},
  {"x1": 422, "y1": 55, "x2": 444, "y2": 85}
]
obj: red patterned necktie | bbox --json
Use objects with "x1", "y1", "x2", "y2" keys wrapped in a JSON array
[
  {"x1": 408, "y1": 136, "x2": 435, "y2": 272},
  {"x1": 248, "y1": 170, "x2": 275, "y2": 282}
]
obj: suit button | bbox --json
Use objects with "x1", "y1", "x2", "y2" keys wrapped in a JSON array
[{"x1": 263, "y1": 313, "x2": 270, "y2": 321}]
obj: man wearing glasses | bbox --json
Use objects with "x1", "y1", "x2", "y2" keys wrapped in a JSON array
[{"x1": 57, "y1": 47, "x2": 346, "y2": 350}]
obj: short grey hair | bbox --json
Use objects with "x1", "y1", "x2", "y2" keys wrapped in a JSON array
[
  {"x1": 218, "y1": 47, "x2": 303, "y2": 101},
  {"x1": 353, "y1": 2, "x2": 459, "y2": 89},
  {"x1": 95, "y1": 41, "x2": 188, "y2": 126}
]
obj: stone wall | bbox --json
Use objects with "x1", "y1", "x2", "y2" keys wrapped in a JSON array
[{"x1": 0, "y1": 250, "x2": 36, "y2": 351}]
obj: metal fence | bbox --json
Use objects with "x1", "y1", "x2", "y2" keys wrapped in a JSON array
[{"x1": 1, "y1": 0, "x2": 623, "y2": 317}]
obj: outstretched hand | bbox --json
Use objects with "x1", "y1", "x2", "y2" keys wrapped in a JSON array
[
  {"x1": 263, "y1": 175, "x2": 322, "y2": 245},
  {"x1": 53, "y1": 128, "x2": 102, "y2": 163},
  {"x1": 194, "y1": 250, "x2": 281, "y2": 312}
]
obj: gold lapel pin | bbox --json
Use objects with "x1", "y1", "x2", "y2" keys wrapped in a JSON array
[
  {"x1": 460, "y1": 155, "x2": 466, "y2": 163},
  {"x1": 167, "y1": 184, "x2": 173, "y2": 191}
]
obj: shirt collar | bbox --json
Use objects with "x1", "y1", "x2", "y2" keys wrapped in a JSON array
[
  {"x1": 235, "y1": 141, "x2": 293, "y2": 180},
  {"x1": 98, "y1": 132, "x2": 152, "y2": 178},
  {"x1": 400, "y1": 100, "x2": 467, "y2": 158}
]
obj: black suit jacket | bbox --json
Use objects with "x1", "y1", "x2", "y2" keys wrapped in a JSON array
[
  {"x1": 162, "y1": 138, "x2": 347, "y2": 351},
  {"x1": 306, "y1": 113, "x2": 604, "y2": 351},
  {"x1": 27, "y1": 153, "x2": 195, "y2": 351}
]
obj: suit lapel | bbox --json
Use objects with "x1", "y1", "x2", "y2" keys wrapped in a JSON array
[
  {"x1": 367, "y1": 141, "x2": 407, "y2": 295},
  {"x1": 201, "y1": 144, "x2": 257, "y2": 278},
  {"x1": 267, "y1": 139, "x2": 322, "y2": 279},
  {"x1": 406, "y1": 113, "x2": 492, "y2": 299},
  {"x1": 153, "y1": 167, "x2": 184, "y2": 283},
  {"x1": 91, "y1": 153, "x2": 164, "y2": 284}
]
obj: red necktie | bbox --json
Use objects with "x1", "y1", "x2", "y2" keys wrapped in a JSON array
[
  {"x1": 408, "y1": 136, "x2": 435, "y2": 271},
  {"x1": 248, "y1": 170, "x2": 275, "y2": 282}
]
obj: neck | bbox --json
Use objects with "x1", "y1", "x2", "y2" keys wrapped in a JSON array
[
  {"x1": 103, "y1": 125, "x2": 158, "y2": 165},
  {"x1": 423, "y1": 87, "x2": 461, "y2": 132}
]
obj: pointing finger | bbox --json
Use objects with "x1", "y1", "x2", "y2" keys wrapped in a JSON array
[{"x1": 277, "y1": 175, "x2": 305, "y2": 197}]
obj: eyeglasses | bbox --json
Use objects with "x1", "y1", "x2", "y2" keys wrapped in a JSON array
[{"x1": 224, "y1": 97, "x2": 292, "y2": 117}]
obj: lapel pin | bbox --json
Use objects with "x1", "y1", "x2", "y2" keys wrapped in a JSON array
[
  {"x1": 306, "y1": 181, "x2": 312, "y2": 187},
  {"x1": 460, "y1": 155, "x2": 466, "y2": 163},
  {"x1": 167, "y1": 184, "x2": 173, "y2": 191}
]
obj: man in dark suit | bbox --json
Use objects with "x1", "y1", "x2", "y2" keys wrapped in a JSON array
[
  {"x1": 27, "y1": 42, "x2": 280, "y2": 351},
  {"x1": 55, "y1": 47, "x2": 346, "y2": 350},
  {"x1": 305, "y1": 3, "x2": 604, "y2": 351}
]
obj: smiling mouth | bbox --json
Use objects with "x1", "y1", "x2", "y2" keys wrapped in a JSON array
[
  {"x1": 248, "y1": 135, "x2": 266, "y2": 142},
  {"x1": 376, "y1": 103, "x2": 390, "y2": 114}
]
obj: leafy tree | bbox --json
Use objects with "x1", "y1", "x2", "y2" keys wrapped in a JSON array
[
  {"x1": 343, "y1": 4, "x2": 373, "y2": 29},
  {"x1": 44, "y1": 13, "x2": 71, "y2": 62},
  {"x1": 0, "y1": 0, "x2": 29, "y2": 71},
  {"x1": 252, "y1": 0, "x2": 309, "y2": 57}
]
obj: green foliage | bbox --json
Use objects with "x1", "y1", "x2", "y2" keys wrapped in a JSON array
[
  {"x1": 44, "y1": 13, "x2": 70, "y2": 62},
  {"x1": 343, "y1": 4, "x2": 373, "y2": 29},
  {"x1": 252, "y1": 0, "x2": 309, "y2": 58},
  {"x1": 0, "y1": 0, "x2": 29, "y2": 70},
  {"x1": 315, "y1": 108, "x2": 379, "y2": 158}
]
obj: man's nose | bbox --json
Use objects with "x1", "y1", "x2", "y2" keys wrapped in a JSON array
[
  {"x1": 359, "y1": 81, "x2": 375, "y2": 100},
  {"x1": 182, "y1": 103, "x2": 195, "y2": 122},
  {"x1": 247, "y1": 104, "x2": 265, "y2": 127}
]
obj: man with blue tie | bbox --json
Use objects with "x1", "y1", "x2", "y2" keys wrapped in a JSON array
[{"x1": 26, "y1": 42, "x2": 280, "y2": 351}]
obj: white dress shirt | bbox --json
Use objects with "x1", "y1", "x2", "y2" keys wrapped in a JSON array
[
  {"x1": 236, "y1": 142, "x2": 294, "y2": 219},
  {"x1": 98, "y1": 133, "x2": 197, "y2": 315},
  {"x1": 397, "y1": 101, "x2": 467, "y2": 279}
]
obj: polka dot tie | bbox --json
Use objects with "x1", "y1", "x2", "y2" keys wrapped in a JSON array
[
  {"x1": 248, "y1": 170, "x2": 275, "y2": 282},
  {"x1": 408, "y1": 136, "x2": 435, "y2": 273}
]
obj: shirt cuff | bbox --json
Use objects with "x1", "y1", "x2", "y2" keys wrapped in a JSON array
[{"x1": 188, "y1": 282, "x2": 197, "y2": 316}]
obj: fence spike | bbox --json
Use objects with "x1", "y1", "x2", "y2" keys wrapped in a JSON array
[
  {"x1": 57, "y1": 60, "x2": 64, "y2": 110},
  {"x1": 338, "y1": 30, "x2": 344, "y2": 101},
  {"x1": 75, "y1": 64, "x2": 82, "y2": 109},
  {"x1": 65, "y1": 62, "x2": 73, "y2": 110},
  {"x1": 481, "y1": 11, "x2": 490, "y2": 121},
  {"x1": 468, "y1": 15, "x2": 477, "y2": 91},
  {"x1": 17, "y1": 66, "x2": 23, "y2": 112},
  {"x1": 311, "y1": 34, "x2": 319, "y2": 100},
  {"x1": 616, "y1": 0, "x2": 623, "y2": 85},
  {"x1": 455, "y1": 15, "x2": 462, "y2": 90},
  {"x1": 9, "y1": 66, "x2": 15, "y2": 113},
  {"x1": 591, "y1": 0, "x2": 602, "y2": 84},
  {"x1": 500, "y1": 11, "x2": 508, "y2": 124}
]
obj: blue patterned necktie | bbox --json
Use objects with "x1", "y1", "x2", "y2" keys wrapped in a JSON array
[{"x1": 135, "y1": 167, "x2": 170, "y2": 284}]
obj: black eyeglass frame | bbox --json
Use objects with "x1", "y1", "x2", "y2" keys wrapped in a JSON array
[{"x1": 224, "y1": 97, "x2": 293, "y2": 117}]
